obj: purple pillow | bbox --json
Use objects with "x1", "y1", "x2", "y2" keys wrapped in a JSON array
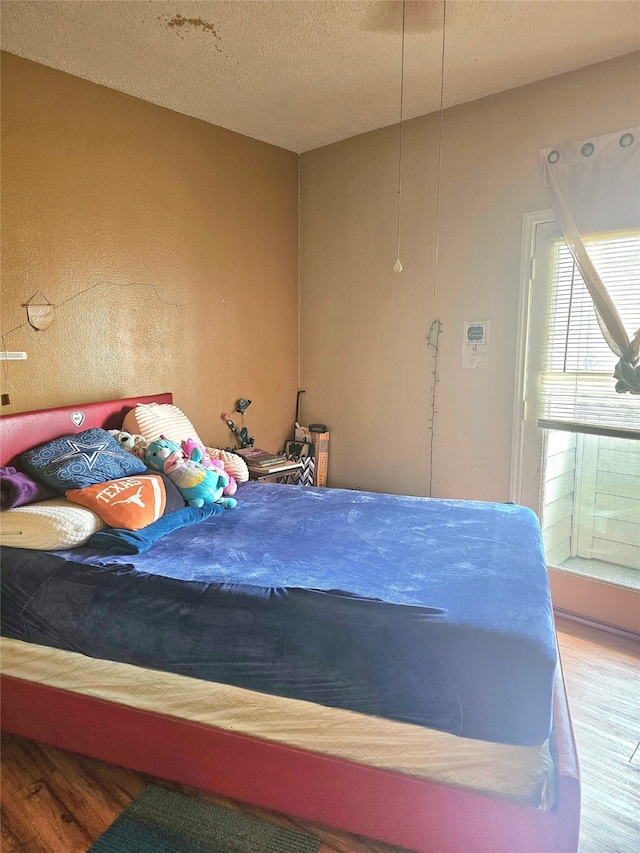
[{"x1": 0, "y1": 466, "x2": 56, "y2": 509}]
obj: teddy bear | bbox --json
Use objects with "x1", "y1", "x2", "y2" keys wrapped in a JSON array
[
  {"x1": 181, "y1": 438, "x2": 238, "y2": 496},
  {"x1": 144, "y1": 437, "x2": 237, "y2": 509},
  {"x1": 108, "y1": 429, "x2": 147, "y2": 458}
]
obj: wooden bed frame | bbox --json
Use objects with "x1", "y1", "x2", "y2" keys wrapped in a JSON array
[{"x1": 0, "y1": 394, "x2": 581, "y2": 853}]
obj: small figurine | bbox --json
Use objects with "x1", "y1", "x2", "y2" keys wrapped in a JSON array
[{"x1": 221, "y1": 411, "x2": 254, "y2": 448}]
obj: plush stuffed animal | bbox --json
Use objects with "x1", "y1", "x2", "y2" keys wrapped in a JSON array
[
  {"x1": 181, "y1": 438, "x2": 238, "y2": 496},
  {"x1": 108, "y1": 429, "x2": 147, "y2": 457},
  {"x1": 144, "y1": 437, "x2": 237, "y2": 509}
]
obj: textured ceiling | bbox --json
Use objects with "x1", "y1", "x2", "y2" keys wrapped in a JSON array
[{"x1": 1, "y1": 1, "x2": 639, "y2": 152}]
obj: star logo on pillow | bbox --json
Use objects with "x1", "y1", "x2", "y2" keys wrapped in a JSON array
[
  {"x1": 23, "y1": 428, "x2": 147, "y2": 492},
  {"x1": 53, "y1": 438, "x2": 122, "y2": 469}
]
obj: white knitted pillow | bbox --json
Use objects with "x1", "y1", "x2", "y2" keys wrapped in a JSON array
[
  {"x1": 0, "y1": 498, "x2": 105, "y2": 550},
  {"x1": 205, "y1": 447, "x2": 249, "y2": 483},
  {"x1": 123, "y1": 403, "x2": 202, "y2": 446}
]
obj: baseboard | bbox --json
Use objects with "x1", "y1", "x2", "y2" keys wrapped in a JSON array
[
  {"x1": 548, "y1": 568, "x2": 639, "y2": 634},
  {"x1": 554, "y1": 607, "x2": 640, "y2": 641}
]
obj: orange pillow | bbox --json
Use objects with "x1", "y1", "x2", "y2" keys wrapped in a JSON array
[{"x1": 66, "y1": 475, "x2": 166, "y2": 530}]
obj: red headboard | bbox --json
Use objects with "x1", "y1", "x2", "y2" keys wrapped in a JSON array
[{"x1": 0, "y1": 393, "x2": 173, "y2": 467}]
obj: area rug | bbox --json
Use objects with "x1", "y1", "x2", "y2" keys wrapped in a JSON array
[{"x1": 89, "y1": 784, "x2": 321, "y2": 853}]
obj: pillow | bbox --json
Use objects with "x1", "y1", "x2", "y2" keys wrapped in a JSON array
[
  {"x1": 0, "y1": 498, "x2": 105, "y2": 550},
  {"x1": 0, "y1": 466, "x2": 56, "y2": 509},
  {"x1": 123, "y1": 402, "x2": 202, "y2": 445},
  {"x1": 149, "y1": 470, "x2": 186, "y2": 514},
  {"x1": 205, "y1": 447, "x2": 249, "y2": 483},
  {"x1": 21, "y1": 428, "x2": 147, "y2": 493},
  {"x1": 66, "y1": 474, "x2": 167, "y2": 530}
]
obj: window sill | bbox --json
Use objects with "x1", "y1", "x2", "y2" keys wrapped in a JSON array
[{"x1": 550, "y1": 556, "x2": 640, "y2": 592}]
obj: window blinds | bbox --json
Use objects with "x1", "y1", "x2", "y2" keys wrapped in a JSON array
[{"x1": 539, "y1": 233, "x2": 640, "y2": 438}]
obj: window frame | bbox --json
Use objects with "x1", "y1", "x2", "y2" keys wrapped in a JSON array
[
  {"x1": 511, "y1": 209, "x2": 556, "y2": 512},
  {"x1": 512, "y1": 210, "x2": 640, "y2": 512}
]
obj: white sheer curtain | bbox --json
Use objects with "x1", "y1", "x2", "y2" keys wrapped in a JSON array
[{"x1": 540, "y1": 127, "x2": 640, "y2": 394}]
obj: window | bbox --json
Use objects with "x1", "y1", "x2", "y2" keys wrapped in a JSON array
[
  {"x1": 539, "y1": 232, "x2": 640, "y2": 436},
  {"x1": 515, "y1": 214, "x2": 640, "y2": 589}
]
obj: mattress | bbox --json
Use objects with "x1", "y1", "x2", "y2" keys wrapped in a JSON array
[
  {"x1": 0, "y1": 637, "x2": 555, "y2": 809},
  {"x1": 0, "y1": 483, "x2": 557, "y2": 746}
]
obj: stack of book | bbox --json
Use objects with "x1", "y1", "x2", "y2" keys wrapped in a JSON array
[{"x1": 236, "y1": 447, "x2": 294, "y2": 475}]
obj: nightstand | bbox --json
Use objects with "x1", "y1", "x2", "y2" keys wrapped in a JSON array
[{"x1": 247, "y1": 460, "x2": 303, "y2": 484}]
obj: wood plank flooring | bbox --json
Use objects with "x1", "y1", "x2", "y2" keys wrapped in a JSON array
[
  {"x1": 554, "y1": 617, "x2": 639, "y2": 853},
  {"x1": 1, "y1": 618, "x2": 638, "y2": 853}
]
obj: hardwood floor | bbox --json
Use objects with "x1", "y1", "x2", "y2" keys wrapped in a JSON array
[
  {"x1": 0, "y1": 732, "x2": 406, "y2": 853},
  {"x1": 554, "y1": 617, "x2": 640, "y2": 853},
  {"x1": 1, "y1": 619, "x2": 638, "y2": 853}
]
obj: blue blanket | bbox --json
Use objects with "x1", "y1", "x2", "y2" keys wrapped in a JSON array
[
  {"x1": 89, "y1": 504, "x2": 223, "y2": 554},
  {"x1": 0, "y1": 484, "x2": 557, "y2": 745}
]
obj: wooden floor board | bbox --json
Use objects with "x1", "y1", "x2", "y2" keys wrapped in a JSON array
[
  {"x1": 1, "y1": 619, "x2": 638, "y2": 852},
  {"x1": 555, "y1": 617, "x2": 640, "y2": 853},
  {"x1": 2, "y1": 778, "x2": 91, "y2": 853}
]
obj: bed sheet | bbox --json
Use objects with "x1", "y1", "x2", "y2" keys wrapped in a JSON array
[
  {"x1": 1, "y1": 483, "x2": 557, "y2": 746},
  {"x1": 1, "y1": 636, "x2": 555, "y2": 808}
]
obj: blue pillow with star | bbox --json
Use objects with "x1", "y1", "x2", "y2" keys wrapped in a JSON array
[{"x1": 21, "y1": 428, "x2": 147, "y2": 493}]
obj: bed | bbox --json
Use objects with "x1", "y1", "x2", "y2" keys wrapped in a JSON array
[{"x1": 0, "y1": 393, "x2": 581, "y2": 853}]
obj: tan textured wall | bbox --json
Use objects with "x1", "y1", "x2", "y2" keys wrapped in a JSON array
[
  {"x1": 1, "y1": 53, "x2": 299, "y2": 453},
  {"x1": 300, "y1": 52, "x2": 640, "y2": 499}
]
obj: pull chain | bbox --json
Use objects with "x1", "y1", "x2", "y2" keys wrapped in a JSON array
[{"x1": 394, "y1": 0, "x2": 406, "y2": 273}]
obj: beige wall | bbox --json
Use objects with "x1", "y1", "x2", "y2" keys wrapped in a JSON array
[
  {"x1": 300, "y1": 52, "x2": 640, "y2": 500},
  {"x1": 1, "y1": 52, "x2": 299, "y2": 453}
]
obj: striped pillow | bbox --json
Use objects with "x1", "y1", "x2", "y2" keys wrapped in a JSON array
[
  {"x1": 123, "y1": 403, "x2": 202, "y2": 446},
  {"x1": 205, "y1": 447, "x2": 249, "y2": 483}
]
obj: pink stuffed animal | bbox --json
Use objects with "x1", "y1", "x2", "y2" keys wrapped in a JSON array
[{"x1": 182, "y1": 438, "x2": 238, "y2": 497}]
